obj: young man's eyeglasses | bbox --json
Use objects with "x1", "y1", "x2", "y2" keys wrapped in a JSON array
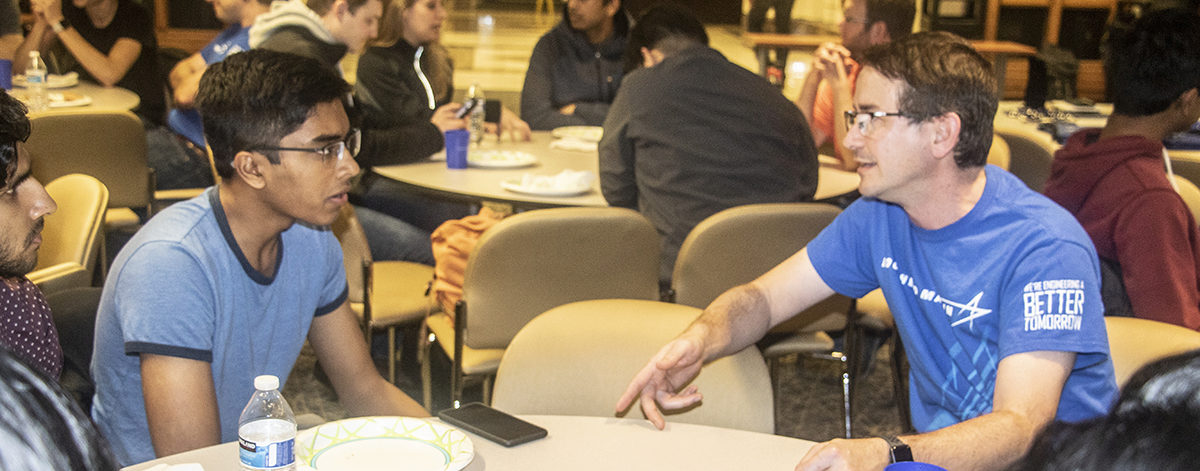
[
  {"x1": 844, "y1": 110, "x2": 910, "y2": 137},
  {"x1": 252, "y1": 128, "x2": 361, "y2": 164}
]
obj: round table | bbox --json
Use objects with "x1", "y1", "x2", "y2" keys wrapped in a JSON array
[
  {"x1": 121, "y1": 415, "x2": 816, "y2": 470},
  {"x1": 371, "y1": 132, "x2": 860, "y2": 209},
  {"x1": 14, "y1": 80, "x2": 141, "y2": 114}
]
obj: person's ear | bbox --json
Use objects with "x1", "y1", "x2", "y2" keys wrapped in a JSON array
[
  {"x1": 604, "y1": 0, "x2": 619, "y2": 17},
  {"x1": 1174, "y1": 88, "x2": 1200, "y2": 119},
  {"x1": 928, "y1": 112, "x2": 962, "y2": 161},
  {"x1": 868, "y1": 21, "x2": 891, "y2": 44},
  {"x1": 233, "y1": 151, "x2": 269, "y2": 190},
  {"x1": 334, "y1": 0, "x2": 350, "y2": 20}
]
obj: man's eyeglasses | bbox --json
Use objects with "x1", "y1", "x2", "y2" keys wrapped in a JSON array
[
  {"x1": 842, "y1": 12, "x2": 871, "y2": 24},
  {"x1": 843, "y1": 110, "x2": 910, "y2": 137},
  {"x1": 252, "y1": 128, "x2": 361, "y2": 164}
]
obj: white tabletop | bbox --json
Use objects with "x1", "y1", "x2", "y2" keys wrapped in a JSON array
[
  {"x1": 13, "y1": 80, "x2": 141, "y2": 114},
  {"x1": 371, "y1": 132, "x2": 860, "y2": 209},
  {"x1": 122, "y1": 414, "x2": 816, "y2": 470}
]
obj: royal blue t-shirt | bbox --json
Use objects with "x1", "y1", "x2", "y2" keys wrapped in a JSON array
[
  {"x1": 808, "y1": 165, "x2": 1117, "y2": 432},
  {"x1": 168, "y1": 24, "x2": 251, "y2": 146}
]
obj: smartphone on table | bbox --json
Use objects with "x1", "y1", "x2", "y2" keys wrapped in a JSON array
[{"x1": 437, "y1": 402, "x2": 548, "y2": 447}]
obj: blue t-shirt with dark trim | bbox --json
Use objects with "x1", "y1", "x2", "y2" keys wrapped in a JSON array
[
  {"x1": 808, "y1": 165, "x2": 1117, "y2": 432},
  {"x1": 91, "y1": 188, "x2": 347, "y2": 465}
]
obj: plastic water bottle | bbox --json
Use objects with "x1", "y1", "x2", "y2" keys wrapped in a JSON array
[
  {"x1": 238, "y1": 375, "x2": 296, "y2": 471},
  {"x1": 25, "y1": 51, "x2": 48, "y2": 112},
  {"x1": 466, "y1": 82, "x2": 485, "y2": 146}
]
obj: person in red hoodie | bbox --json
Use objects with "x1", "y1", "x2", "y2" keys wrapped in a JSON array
[{"x1": 1043, "y1": 8, "x2": 1200, "y2": 330}]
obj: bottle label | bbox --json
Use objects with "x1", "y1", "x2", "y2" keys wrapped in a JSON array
[
  {"x1": 239, "y1": 436, "x2": 294, "y2": 469},
  {"x1": 26, "y1": 74, "x2": 44, "y2": 85}
]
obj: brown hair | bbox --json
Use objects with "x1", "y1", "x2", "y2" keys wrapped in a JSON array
[{"x1": 372, "y1": 0, "x2": 453, "y2": 101}]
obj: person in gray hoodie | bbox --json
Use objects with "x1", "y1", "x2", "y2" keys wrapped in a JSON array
[{"x1": 249, "y1": 0, "x2": 381, "y2": 69}]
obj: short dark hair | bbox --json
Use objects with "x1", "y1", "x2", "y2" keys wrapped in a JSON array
[
  {"x1": 0, "y1": 348, "x2": 120, "y2": 471},
  {"x1": 1011, "y1": 350, "x2": 1200, "y2": 471},
  {"x1": 196, "y1": 49, "x2": 351, "y2": 179},
  {"x1": 859, "y1": 31, "x2": 997, "y2": 169},
  {"x1": 0, "y1": 91, "x2": 31, "y2": 188},
  {"x1": 1104, "y1": 8, "x2": 1200, "y2": 117},
  {"x1": 865, "y1": 0, "x2": 916, "y2": 41},
  {"x1": 623, "y1": 3, "x2": 708, "y2": 73},
  {"x1": 307, "y1": 0, "x2": 373, "y2": 16}
]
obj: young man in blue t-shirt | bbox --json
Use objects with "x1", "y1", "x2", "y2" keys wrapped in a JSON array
[
  {"x1": 167, "y1": 0, "x2": 272, "y2": 147},
  {"x1": 91, "y1": 50, "x2": 427, "y2": 466},
  {"x1": 618, "y1": 31, "x2": 1117, "y2": 471}
]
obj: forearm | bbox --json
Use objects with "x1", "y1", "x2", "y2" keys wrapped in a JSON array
[
  {"x1": 358, "y1": 122, "x2": 444, "y2": 167},
  {"x1": 795, "y1": 69, "x2": 821, "y2": 126},
  {"x1": 688, "y1": 283, "x2": 774, "y2": 361},
  {"x1": 14, "y1": 24, "x2": 53, "y2": 71},
  {"x1": 903, "y1": 409, "x2": 1044, "y2": 471},
  {"x1": 56, "y1": 30, "x2": 136, "y2": 86},
  {"x1": 0, "y1": 34, "x2": 20, "y2": 61},
  {"x1": 571, "y1": 102, "x2": 611, "y2": 127},
  {"x1": 337, "y1": 374, "x2": 430, "y2": 418}
]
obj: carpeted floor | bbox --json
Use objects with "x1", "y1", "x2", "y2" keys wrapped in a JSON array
[{"x1": 281, "y1": 330, "x2": 909, "y2": 444}]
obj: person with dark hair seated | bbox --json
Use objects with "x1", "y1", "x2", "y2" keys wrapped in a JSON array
[
  {"x1": 1043, "y1": 8, "x2": 1200, "y2": 330},
  {"x1": 0, "y1": 90, "x2": 61, "y2": 381},
  {"x1": 90, "y1": 50, "x2": 426, "y2": 466},
  {"x1": 1011, "y1": 349, "x2": 1200, "y2": 471},
  {"x1": 0, "y1": 347, "x2": 120, "y2": 471}
]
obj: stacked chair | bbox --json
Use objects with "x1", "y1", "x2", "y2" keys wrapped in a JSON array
[
  {"x1": 1105, "y1": 316, "x2": 1200, "y2": 387},
  {"x1": 421, "y1": 207, "x2": 660, "y2": 409}
]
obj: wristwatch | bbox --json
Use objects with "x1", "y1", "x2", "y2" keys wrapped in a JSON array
[
  {"x1": 883, "y1": 435, "x2": 913, "y2": 463},
  {"x1": 51, "y1": 18, "x2": 70, "y2": 34}
]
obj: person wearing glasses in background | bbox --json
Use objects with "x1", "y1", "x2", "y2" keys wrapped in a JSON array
[
  {"x1": 90, "y1": 50, "x2": 427, "y2": 466},
  {"x1": 795, "y1": 0, "x2": 913, "y2": 171},
  {"x1": 617, "y1": 32, "x2": 1116, "y2": 471}
]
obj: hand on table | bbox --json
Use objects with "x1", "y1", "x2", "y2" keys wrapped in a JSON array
[
  {"x1": 614, "y1": 334, "x2": 707, "y2": 430},
  {"x1": 794, "y1": 437, "x2": 890, "y2": 471},
  {"x1": 431, "y1": 103, "x2": 467, "y2": 133},
  {"x1": 559, "y1": 103, "x2": 577, "y2": 115},
  {"x1": 494, "y1": 106, "x2": 532, "y2": 141}
]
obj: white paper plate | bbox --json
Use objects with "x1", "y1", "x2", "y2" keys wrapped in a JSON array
[
  {"x1": 501, "y1": 179, "x2": 591, "y2": 197},
  {"x1": 550, "y1": 126, "x2": 603, "y2": 143},
  {"x1": 297, "y1": 416, "x2": 474, "y2": 471},
  {"x1": 14, "y1": 72, "x2": 79, "y2": 89},
  {"x1": 48, "y1": 92, "x2": 92, "y2": 108},
  {"x1": 468, "y1": 150, "x2": 538, "y2": 168}
]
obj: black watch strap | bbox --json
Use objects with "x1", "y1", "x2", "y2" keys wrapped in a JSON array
[{"x1": 883, "y1": 435, "x2": 913, "y2": 463}]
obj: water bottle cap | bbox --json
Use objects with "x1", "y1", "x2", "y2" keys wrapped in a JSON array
[
  {"x1": 254, "y1": 375, "x2": 279, "y2": 391},
  {"x1": 29, "y1": 51, "x2": 39, "y2": 59}
]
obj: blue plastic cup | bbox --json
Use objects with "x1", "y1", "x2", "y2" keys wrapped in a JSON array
[
  {"x1": 0, "y1": 60, "x2": 12, "y2": 90},
  {"x1": 885, "y1": 462, "x2": 947, "y2": 471},
  {"x1": 444, "y1": 129, "x2": 469, "y2": 169}
]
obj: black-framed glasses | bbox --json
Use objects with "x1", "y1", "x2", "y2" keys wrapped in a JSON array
[
  {"x1": 251, "y1": 128, "x2": 361, "y2": 165},
  {"x1": 843, "y1": 110, "x2": 910, "y2": 137}
]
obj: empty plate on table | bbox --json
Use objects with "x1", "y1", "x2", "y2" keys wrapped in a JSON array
[
  {"x1": 48, "y1": 91, "x2": 91, "y2": 108},
  {"x1": 297, "y1": 416, "x2": 474, "y2": 471},
  {"x1": 550, "y1": 125, "x2": 603, "y2": 143},
  {"x1": 13, "y1": 72, "x2": 79, "y2": 89},
  {"x1": 501, "y1": 169, "x2": 594, "y2": 197},
  {"x1": 468, "y1": 150, "x2": 538, "y2": 168}
]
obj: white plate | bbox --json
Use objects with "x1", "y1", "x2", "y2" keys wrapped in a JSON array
[
  {"x1": 468, "y1": 150, "x2": 538, "y2": 168},
  {"x1": 297, "y1": 416, "x2": 474, "y2": 471},
  {"x1": 48, "y1": 92, "x2": 91, "y2": 108},
  {"x1": 501, "y1": 179, "x2": 591, "y2": 197},
  {"x1": 550, "y1": 126, "x2": 603, "y2": 143},
  {"x1": 13, "y1": 72, "x2": 79, "y2": 89}
]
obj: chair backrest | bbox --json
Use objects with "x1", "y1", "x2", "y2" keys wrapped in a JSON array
[
  {"x1": 1106, "y1": 316, "x2": 1200, "y2": 387},
  {"x1": 672, "y1": 203, "x2": 850, "y2": 333},
  {"x1": 461, "y1": 207, "x2": 660, "y2": 349},
  {"x1": 995, "y1": 128, "x2": 1057, "y2": 192},
  {"x1": 29, "y1": 174, "x2": 109, "y2": 294},
  {"x1": 331, "y1": 204, "x2": 370, "y2": 306},
  {"x1": 26, "y1": 109, "x2": 150, "y2": 210},
  {"x1": 1170, "y1": 174, "x2": 1200, "y2": 223},
  {"x1": 987, "y1": 133, "x2": 1011, "y2": 170},
  {"x1": 492, "y1": 299, "x2": 774, "y2": 433}
]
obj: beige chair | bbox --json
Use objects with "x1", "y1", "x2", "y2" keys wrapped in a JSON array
[
  {"x1": 1170, "y1": 174, "x2": 1200, "y2": 223},
  {"x1": 492, "y1": 299, "x2": 774, "y2": 433},
  {"x1": 1105, "y1": 316, "x2": 1200, "y2": 387},
  {"x1": 987, "y1": 133, "x2": 1012, "y2": 170},
  {"x1": 330, "y1": 204, "x2": 435, "y2": 384},
  {"x1": 25, "y1": 109, "x2": 152, "y2": 231},
  {"x1": 422, "y1": 207, "x2": 661, "y2": 409},
  {"x1": 28, "y1": 174, "x2": 109, "y2": 295},
  {"x1": 994, "y1": 126, "x2": 1059, "y2": 191},
  {"x1": 669, "y1": 202, "x2": 854, "y2": 436}
]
